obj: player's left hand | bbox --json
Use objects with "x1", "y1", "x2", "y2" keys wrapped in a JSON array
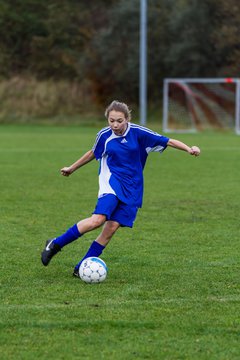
[{"x1": 190, "y1": 146, "x2": 200, "y2": 156}]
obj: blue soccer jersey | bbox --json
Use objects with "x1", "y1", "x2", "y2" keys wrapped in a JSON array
[{"x1": 92, "y1": 123, "x2": 169, "y2": 207}]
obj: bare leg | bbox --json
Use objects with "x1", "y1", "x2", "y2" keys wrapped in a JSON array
[
  {"x1": 77, "y1": 214, "x2": 106, "y2": 234},
  {"x1": 73, "y1": 221, "x2": 120, "y2": 273},
  {"x1": 96, "y1": 220, "x2": 120, "y2": 246}
]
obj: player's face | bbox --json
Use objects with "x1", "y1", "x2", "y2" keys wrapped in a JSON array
[{"x1": 108, "y1": 110, "x2": 128, "y2": 136}]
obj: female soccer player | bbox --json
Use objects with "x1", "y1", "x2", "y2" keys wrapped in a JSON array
[{"x1": 41, "y1": 100, "x2": 200, "y2": 276}]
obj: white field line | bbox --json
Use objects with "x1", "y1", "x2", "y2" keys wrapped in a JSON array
[{"x1": 0, "y1": 295, "x2": 240, "y2": 310}]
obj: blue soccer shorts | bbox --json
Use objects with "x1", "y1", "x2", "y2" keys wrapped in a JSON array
[{"x1": 93, "y1": 194, "x2": 139, "y2": 228}]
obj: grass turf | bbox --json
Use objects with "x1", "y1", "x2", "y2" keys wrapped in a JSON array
[{"x1": 0, "y1": 125, "x2": 240, "y2": 359}]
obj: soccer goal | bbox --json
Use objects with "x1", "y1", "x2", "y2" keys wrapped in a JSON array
[{"x1": 162, "y1": 78, "x2": 240, "y2": 134}]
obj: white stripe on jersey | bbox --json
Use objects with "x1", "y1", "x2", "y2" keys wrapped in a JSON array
[
  {"x1": 98, "y1": 155, "x2": 116, "y2": 197},
  {"x1": 130, "y1": 123, "x2": 163, "y2": 136},
  {"x1": 146, "y1": 145, "x2": 165, "y2": 153},
  {"x1": 103, "y1": 132, "x2": 119, "y2": 154},
  {"x1": 92, "y1": 123, "x2": 131, "y2": 155},
  {"x1": 92, "y1": 126, "x2": 111, "y2": 152}
]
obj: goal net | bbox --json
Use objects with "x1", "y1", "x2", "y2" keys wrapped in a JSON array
[{"x1": 162, "y1": 78, "x2": 240, "y2": 134}]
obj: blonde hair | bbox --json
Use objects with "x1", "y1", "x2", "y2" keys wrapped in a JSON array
[{"x1": 105, "y1": 100, "x2": 131, "y2": 121}]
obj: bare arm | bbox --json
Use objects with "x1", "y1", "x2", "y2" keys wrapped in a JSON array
[
  {"x1": 167, "y1": 139, "x2": 200, "y2": 156},
  {"x1": 61, "y1": 149, "x2": 95, "y2": 176}
]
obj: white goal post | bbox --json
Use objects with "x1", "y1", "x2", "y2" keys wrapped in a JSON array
[{"x1": 162, "y1": 78, "x2": 240, "y2": 134}]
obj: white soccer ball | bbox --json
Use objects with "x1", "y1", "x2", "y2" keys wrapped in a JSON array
[{"x1": 79, "y1": 257, "x2": 108, "y2": 284}]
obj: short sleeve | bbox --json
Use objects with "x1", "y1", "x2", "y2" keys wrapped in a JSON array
[
  {"x1": 92, "y1": 127, "x2": 110, "y2": 160},
  {"x1": 138, "y1": 127, "x2": 169, "y2": 154}
]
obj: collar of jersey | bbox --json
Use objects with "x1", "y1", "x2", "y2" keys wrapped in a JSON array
[{"x1": 111, "y1": 122, "x2": 130, "y2": 138}]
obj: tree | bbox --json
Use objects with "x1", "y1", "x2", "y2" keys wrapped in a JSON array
[
  {"x1": 147, "y1": 0, "x2": 172, "y2": 100},
  {"x1": 163, "y1": 0, "x2": 218, "y2": 77},
  {"x1": 82, "y1": 0, "x2": 140, "y2": 104},
  {"x1": 0, "y1": 0, "x2": 47, "y2": 76},
  {"x1": 212, "y1": 0, "x2": 240, "y2": 76},
  {"x1": 2, "y1": 0, "x2": 239, "y2": 110}
]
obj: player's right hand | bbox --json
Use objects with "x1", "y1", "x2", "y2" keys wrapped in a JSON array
[{"x1": 61, "y1": 167, "x2": 72, "y2": 176}]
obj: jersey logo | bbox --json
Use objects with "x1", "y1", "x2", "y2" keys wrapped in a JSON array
[{"x1": 121, "y1": 138, "x2": 127, "y2": 143}]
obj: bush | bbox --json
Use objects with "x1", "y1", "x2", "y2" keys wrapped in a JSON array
[{"x1": 0, "y1": 76, "x2": 99, "y2": 123}]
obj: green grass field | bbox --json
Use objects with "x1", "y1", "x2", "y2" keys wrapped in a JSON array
[{"x1": 1, "y1": 124, "x2": 240, "y2": 360}]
